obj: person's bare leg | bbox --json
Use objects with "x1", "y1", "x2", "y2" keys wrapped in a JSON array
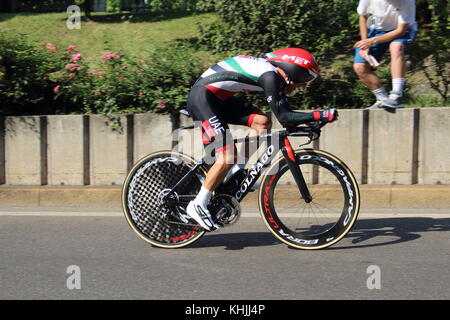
[
  {"x1": 389, "y1": 41, "x2": 406, "y2": 79},
  {"x1": 381, "y1": 41, "x2": 406, "y2": 108},
  {"x1": 354, "y1": 62, "x2": 389, "y2": 107},
  {"x1": 353, "y1": 62, "x2": 383, "y2": 91}
]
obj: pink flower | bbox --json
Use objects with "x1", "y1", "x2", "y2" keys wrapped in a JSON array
[
  {"x1": 100, "y1": 51, "x2": 120, "y2": 63},
  {"x1": 157, "y1": 101, "x2": 167, "y2": 110},
  {"x1": 68, "y1": 73, "x2": 76, "y2": 79},
  {"x1": 71, "y1": 53, "x2": 82, "y2": 62},
  {"x1": 139, "y1": 59, "x2": 145, "y2": 64},
  {"x1": 97, "y1": 72, "x2": 105, "y2": 79},
  {"x1": 64, "y1": 63, "x2": 81, "y2": 72},
  {"x1": 53, "y1": 85, "x2": 61, "y2": 93},
  {"x1": 66, "y1": 45, "x2": 78, "y2": 54},
  {"x1": 46, "y1": 43, "x2": 57, "y2": 53}
]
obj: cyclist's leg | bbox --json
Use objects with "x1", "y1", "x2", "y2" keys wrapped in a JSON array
[
  {"x1": 187, "y1": 87, "x2": 237, "y2": 188},
  {"x1": 219, "y1": 97, "x2": 272, "y2": 166},
  {"x1": 186, "y1": 87, "x2": 237, "y2": 230}
]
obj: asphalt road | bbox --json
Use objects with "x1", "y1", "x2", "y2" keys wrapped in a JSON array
[{"x1": 1, "y1": 207, "x2": 449, "y2": 300}]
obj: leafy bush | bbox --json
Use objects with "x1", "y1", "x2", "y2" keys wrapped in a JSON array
[
  {"x1": 48, "y1": 45, "x2": 94, "y2": 113},
  {"x1": 106, "y1": 0, "x2": 121, "y2": 13},
  {"x1": 0, "y1": 29, "x2": 203, "y2": 116},
  {"x1": 0, "y1": 31, "x2": 62, "y2": 115},
  {"x1": 52, "y1": 42, "x2": 203, "y2": 116}
]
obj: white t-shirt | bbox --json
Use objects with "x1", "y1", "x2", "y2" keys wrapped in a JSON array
[{"x1": 357, "y1": 0, "x2": 416, "y2": 31}]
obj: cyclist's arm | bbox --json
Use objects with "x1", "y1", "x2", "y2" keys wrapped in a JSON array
[{"x1": 258, "y1": 71, "x2": 316, "y2": 127}]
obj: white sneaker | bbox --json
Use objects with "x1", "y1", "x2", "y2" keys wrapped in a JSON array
[
  {"x1": 382, "y1": 93, "x2": 404, "y2": 109},
  {"x1": 186, "y1": 201, "x2": 220, "y2": 232},
  {"x1": 367, "y1": 100, "x2": 384, "y2": 109}
]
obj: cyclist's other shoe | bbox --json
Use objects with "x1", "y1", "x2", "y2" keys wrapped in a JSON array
[
  {"x1": 382, "y1": 93, "x2": 405, "y2": 109},
  {"x1": 186, "y1": 200, "x2": 220, "y2": 232}
]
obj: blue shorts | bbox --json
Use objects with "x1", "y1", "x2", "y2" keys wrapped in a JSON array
[{"x1": 354, "y1": 26, "x2": 417, "y2": 64}]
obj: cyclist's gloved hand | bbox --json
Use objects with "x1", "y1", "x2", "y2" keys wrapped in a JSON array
[{"x1": 314, "y1": 108, "x2": 338, "y2": 123}]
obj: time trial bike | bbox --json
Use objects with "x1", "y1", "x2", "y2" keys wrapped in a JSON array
[{"x1": 122, "y1": 111, "x2": 360, "y2": 249}]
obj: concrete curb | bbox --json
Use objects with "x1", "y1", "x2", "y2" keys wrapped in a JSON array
[{"x1": 1, "y1": 185, "x2": 449, "y2": 209}]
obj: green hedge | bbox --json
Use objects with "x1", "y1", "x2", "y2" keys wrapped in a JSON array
[
  {"x1": 0, "y1": 31, "x2": 203, "y2": 116},
  {"x1": 0, "y1": 31, "x2": 62, "y2": 115},
  {"x1": 106, "y1": 0, "x2": 121, "y2": 13}
]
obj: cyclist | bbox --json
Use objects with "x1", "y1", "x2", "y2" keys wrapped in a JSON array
[
  {"x1": 186, "y1": 47, "x2": 338, "y2": 231},
  {"x1": 353, "y1": 0, "x2": 417, "y2": 109}
]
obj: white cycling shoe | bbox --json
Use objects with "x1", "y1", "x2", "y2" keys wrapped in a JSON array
[{"x1": 186, "y1": 200, "x2": 220, "y2": 232}]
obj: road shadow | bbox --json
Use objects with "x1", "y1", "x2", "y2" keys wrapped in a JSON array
[
  {"x1": 190, "y1": 232, "x2": 280, "y2": 250},
  {"x1": 327, "y1": 217, "x2": 450, "y2": 250},
  {"x1": 190, "y1": 217, "x2": 450, "y2": 250}
]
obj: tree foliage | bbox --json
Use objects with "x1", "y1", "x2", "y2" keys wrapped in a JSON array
[
  {"x1": 197, "y1": 0, "x2": 359, "y2": 60},
  {"x1": 197, "y1": 0, "x2": 449, "y2": 108},
  {"x1": 410, "y1": 0, "x2": 449, "y2": 102}
]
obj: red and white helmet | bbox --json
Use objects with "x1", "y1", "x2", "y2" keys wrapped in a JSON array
[{"x1": 265, "y1": 48, "x2": 318, "y2": 84}]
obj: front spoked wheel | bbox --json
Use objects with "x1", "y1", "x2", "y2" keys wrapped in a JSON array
[
  {"x1": 122, "y1": 151, "x2": 206, "y2": 248},
  {"x1": 259, "y1": 149, "x2": 360, "y2": 249}
]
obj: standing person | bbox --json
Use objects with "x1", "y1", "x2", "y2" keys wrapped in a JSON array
[
  {"x1": 353, "y1": 0, "x2": 417, "y2": 109},
  {"x1": 185, "y1": 48, "x2": 338, "y2": 231}
]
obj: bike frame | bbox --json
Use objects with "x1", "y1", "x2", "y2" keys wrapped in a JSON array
[{"x1": 162, "y1": 125, "x2": 323, "y2": 205}]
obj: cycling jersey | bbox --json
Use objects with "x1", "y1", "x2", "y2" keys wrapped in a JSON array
[
  {"x1": 195, "y1": 56, "x2": 276, "y2": 99},
  {"x1": 187, "y1": 55, "x2": 318, "y2": 155},
  {"x1": 192, "y1": 55, "x2": 316, "y2": 127}
]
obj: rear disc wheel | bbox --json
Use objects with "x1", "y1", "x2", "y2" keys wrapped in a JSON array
[{"x1": 122, "y1": 151, "x2": 206, "y2": 248}]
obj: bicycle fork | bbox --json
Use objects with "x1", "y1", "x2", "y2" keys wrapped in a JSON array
[{"x1": 281, "y1": 137, "x2": 313, "y2": 203}]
